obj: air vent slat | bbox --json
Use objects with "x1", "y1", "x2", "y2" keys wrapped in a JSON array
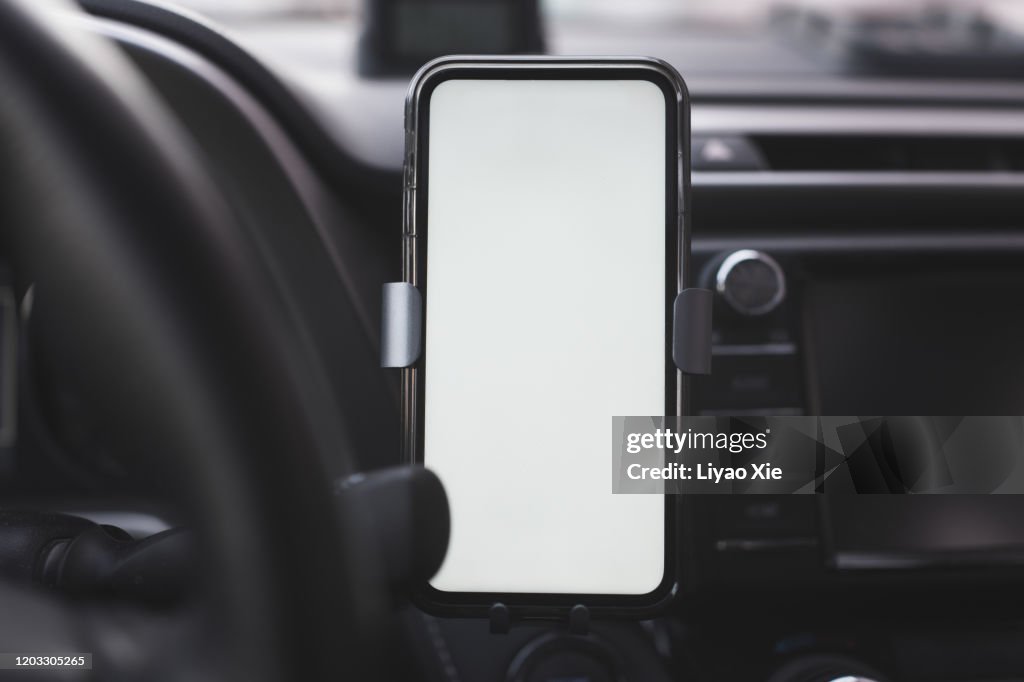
[{"x1": 750, "y1": 135, "x2": 1024, "y2": 172}]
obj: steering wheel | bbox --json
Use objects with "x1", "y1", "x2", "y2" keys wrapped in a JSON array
[{"x1": 0, "y1": 1, "x2": 428, "y2": 679}]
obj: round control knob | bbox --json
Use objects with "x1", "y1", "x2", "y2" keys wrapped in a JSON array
[{"x1": 715, "y1": 249, "x2": 786, "y2": 316}]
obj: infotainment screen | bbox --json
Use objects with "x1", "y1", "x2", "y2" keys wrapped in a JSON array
[
  {"x1": 807, "y1": 271, "x2": 1024, "y2": 566},
  {"x1": 805, "y1": 272, "x2": 1024, "y2": 415}
]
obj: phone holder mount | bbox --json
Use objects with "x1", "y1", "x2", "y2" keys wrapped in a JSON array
[
  {"x1": 380, "y1": 282, "x2": 712, "y2": 632},
  {"x1": 380, "y1": 282, "x2": 423, "y2": 368},
  {"x1": 381, "y1": 282, "x2": 712, "y2": 373},
  {"x1": 488, "y1": 602, "x2": 591, "y2": 636}
]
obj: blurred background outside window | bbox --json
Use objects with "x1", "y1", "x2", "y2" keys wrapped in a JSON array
[{"x1": 162, "y1": 0, "x2": 1024, "y2": 80}]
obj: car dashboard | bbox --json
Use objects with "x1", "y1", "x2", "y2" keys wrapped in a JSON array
[{"x1": 7, "y1": 2, "x2": 1024, "y2": 680}]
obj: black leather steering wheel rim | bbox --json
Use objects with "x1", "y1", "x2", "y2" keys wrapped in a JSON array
[{"x1": 0, "y1": 1, "x2": 387, "y2": 679}]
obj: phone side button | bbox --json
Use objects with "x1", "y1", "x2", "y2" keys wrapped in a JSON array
[
  {"x1": 677, "y1": 149, "x2": 685, "y2": 208},
  {"x1": 403, "y1": 187, "x2": 417, "y2": 236},
  {"x1": 405, "y1": 149, "x2": 416, "y2": 188}
]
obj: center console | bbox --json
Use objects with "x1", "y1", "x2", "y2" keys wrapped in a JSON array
[{"x1": 679, "y1": 164, "x2": 1024, "y2": 675}]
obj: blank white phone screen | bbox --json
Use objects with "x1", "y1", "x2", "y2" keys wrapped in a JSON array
[{"x1": 424, "y1": 78, "x2": 667, "y2": 595}]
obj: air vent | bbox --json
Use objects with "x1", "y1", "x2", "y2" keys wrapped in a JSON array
[{"x1": 751, "y1": 135, "x2": 1024, "y2": 171}]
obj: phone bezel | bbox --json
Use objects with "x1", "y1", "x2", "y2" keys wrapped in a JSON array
[{"x1": 401, "y1": 56, "x2": 690, "y2": 618}]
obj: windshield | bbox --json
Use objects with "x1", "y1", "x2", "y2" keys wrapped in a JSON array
[{"x1": 169, "y1": 0, "x2": 1024, "y2": 80}]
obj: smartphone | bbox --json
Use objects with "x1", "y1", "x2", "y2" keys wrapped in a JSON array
[{"x1": 402, "y1": 56, "x2": 689, "y2": 617}]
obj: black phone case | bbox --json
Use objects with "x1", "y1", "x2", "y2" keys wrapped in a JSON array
[{"x1": 397, "y1": 55, "x2": 692, "y2": 622}]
